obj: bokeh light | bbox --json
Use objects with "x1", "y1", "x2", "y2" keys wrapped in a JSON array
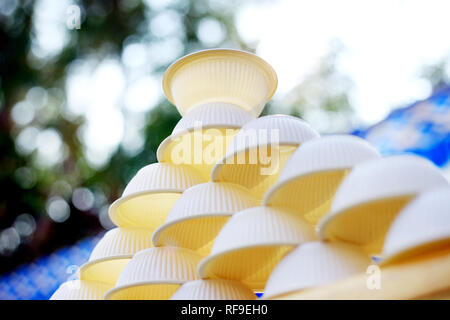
[
  {"x1": 196, "y1": 17, "x2": 226, "y2": 47},
  {"x1": 13, "y1": 214, "x2": 36, "y2": 238},
  {"x1": 46, "y1": 197, "x2": 71, "y2": 223},
  {"x1": 0, "y1": 228, "x2": 21, "y2": 256},
  {"x1": 71, "y1": 188, "x2": 95, "y2": 212}
]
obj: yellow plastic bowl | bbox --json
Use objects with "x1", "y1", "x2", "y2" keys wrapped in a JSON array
[
  {"x1": 79, "y1": 227, "x2": 154, "y2": 285},
  {"x1": 152, "y1": 182, "x2": 258, "y2": 255},
  {"x1": 198, "y1": 206, "x2": 316, "y2": 291},
  {"x1": 211, "y1": 115, "x2": 319, "y2": 199},
  {"x1": 318, "y1": 155, "x2": 448, "y2": 255},
  {"x1": 157, "y1": 103, "x2": 254, "y2": 180},
  {"x1": 263, "y1": 242, "x2": 370, "y2": 299},
  {"x1": 109, "y1": 163, "x2": 206, "y2": 228},
  {"x1": 105, "y1": 247, "x2": 203, "y2": 300},
  {"x1": 381, "y1": 187, "x2": 450, "y2": 265},
  {"x1": 264, "y1": 135, "x2": 380, "y2": 224},
  {"x1": 269, "y1": 247, "x2": 450, "y2": 300},
  {"x1": 50, "y1": 280, "x2": 112, "y2": 300},
  {"x1": 170, "y1": 279, "x2": 256, "y2": 300},
  {"x1": 162, "y1": 49, "x2": 278, "y2": 117}
]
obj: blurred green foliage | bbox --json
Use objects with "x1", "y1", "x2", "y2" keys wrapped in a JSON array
[{"x1": 0, "y1": 0, "x2": 251, "y2": 273}]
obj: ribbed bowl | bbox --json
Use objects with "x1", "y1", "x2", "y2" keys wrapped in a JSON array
[
  {"x1": 170, "y1": 279, "x2": 256, "y2": 300},
  {"x1": 152, "y1": 182, "x2": 259, "y2": 255},
  {"x1": 318, "y1": 155, "x2": 448, "y2": 254},
  {"x1": 50, "y1": 280, "x2": 112, "y2": 300},
  {"x1": 264, "y1": 135, "x2": 380, "y2": 224},
  {"x1": 109, "y1": 163, "x2": 206, "y2": 228},
  {"x1": 211, "y1": 115, "x2": 320, "y2": 199},
  {"x1": 171, "y1": 102, "x2": 255, "y2": 137},
  {"x1": 198, "y1": 206, "x2": 316, "y2": 291},
  {"x1": 381, "y1": 187, "x2": 450, "y2": 264},
  {"x1": 157, "y1": 103, "x2": 254, "y2": 180},
  {"x1": 104, "y1": 247, "x2": 203, "y2": 300},
  {"x1": 79, "y1": 227, "x2": 154, "y2": 285},
  {"x1": 263, "y1": 242, "x2": 371, "y2": 299},
  {"x1": 162, "y1": 49, "x2": 278, "y2": 117},
  {"x1": 269, "y1": 248, "x2": 450, "y2": 300}
]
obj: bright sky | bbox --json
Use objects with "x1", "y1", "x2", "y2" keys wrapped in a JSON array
[{"x1": 237, "y1": 0, "x2": 450, "y2": 125}]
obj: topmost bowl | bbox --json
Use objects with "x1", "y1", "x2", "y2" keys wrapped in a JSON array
[{"x1": 162, "y1": 49, "x2": 278, "y2": 117}]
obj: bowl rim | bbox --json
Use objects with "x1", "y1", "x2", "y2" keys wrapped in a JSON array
[
  {"x1": 78, "y1": 255, "x2": 133, "y2": 284},
  {"x1": 157, "y1": 124, "x2": 242, "y2": 162},
  {"x1": 263, "y1": 167, "x2": 351, "y2": 206},
  {"x1": 104, "y1": 281, "x2": 185, "y2": 300},
  {"x1": 317, "y1": 193, "x2": 417, "y2": 241},
  {"x1": 197, "y1": 242, "x2": 299, "y2": 290},
  {"x1": 162, "y1": 48, "x2": 278, "y2": 106},
  {"x1": 380, "y1": 235, "x2": 450, "y2": 266},
  {"x1": 109, "y1": 189, "x2": 184, "y2": 228},
  {"x1": 210, "y1": 142, "x2": 299, "y2": 182},
  {"x1": 152, "y1": 212, "x2": 233, "y2": 247}
]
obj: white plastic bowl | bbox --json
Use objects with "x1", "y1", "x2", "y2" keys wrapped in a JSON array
[
  {"x1": 79, "y1": 227, "x2": 154, "y2": 285},
  {"x1": 152, "y1": 182, "x2": 259, "y2": 255},
  {"x1": 170, "y1": 279, "x2": 256, "y2": 300},
  {"x1": 381, "y1": 187, "x2": 450, "y2": 264},
  {"x1": 157, "y1": 103, "x2": 254, "y2": 180},
  {"x1": 211, "y1": 115, "x2": 319, "y2": 198},
  {"x1": 264, "y1": 135, "x2": 380, "y2": 224},
  {"x1": 198, "y1": 206, "x2": 316, "y2": 291},
  {"x1": 318, "y1": 155, "x2": 448, "y2": 254},
  {"x1": 109, "y1": 163, "x2": 206, "y2": 229},
  {"x1": 162, "y1": 49, "x2": 278, "y2": 117},
  {"x1": 50, "y1": 280, "x2": 112, "y2": 300},
  {"x1": 104, "y1": 247, "x2": 203, "y2": 300},
  {"x1": 263, "y1": 242, "x2": 371, "y2": 299}
]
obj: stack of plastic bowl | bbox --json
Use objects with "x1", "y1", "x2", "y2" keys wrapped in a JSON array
[
  {"x1": 211, "y1": 115, "x2": 320, "y2": 199},
  {"x1": 264, "y1": 135, "x2": 381, "y2": 224},
  {"x1": 317, "y1": 154, "x2": 448, "y2": 255},
  {"x1": 104, "y1": 49, "x2": 281, "y2": 300},
  {"x1": 52, "y1": 162, "x2": 206, "y2": 300},
  {"x1": 198, "y1": 206, "x2": 317, "y2": 292},
  {"x1": 270, "y1": 188, "x2": 450, "y2": 300},
  {"x1": 152, "y1": 182, "x2": 259, "y2": 255},
  {"x1": 158, "y1": 48, "x2": 278, "y2": 181},
  {"x1": 51, "y1": 48, "x2": 450, "y2": 300},
  {"x1": 262, "y1": 157, "x2": 448, "y2": 300}
]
